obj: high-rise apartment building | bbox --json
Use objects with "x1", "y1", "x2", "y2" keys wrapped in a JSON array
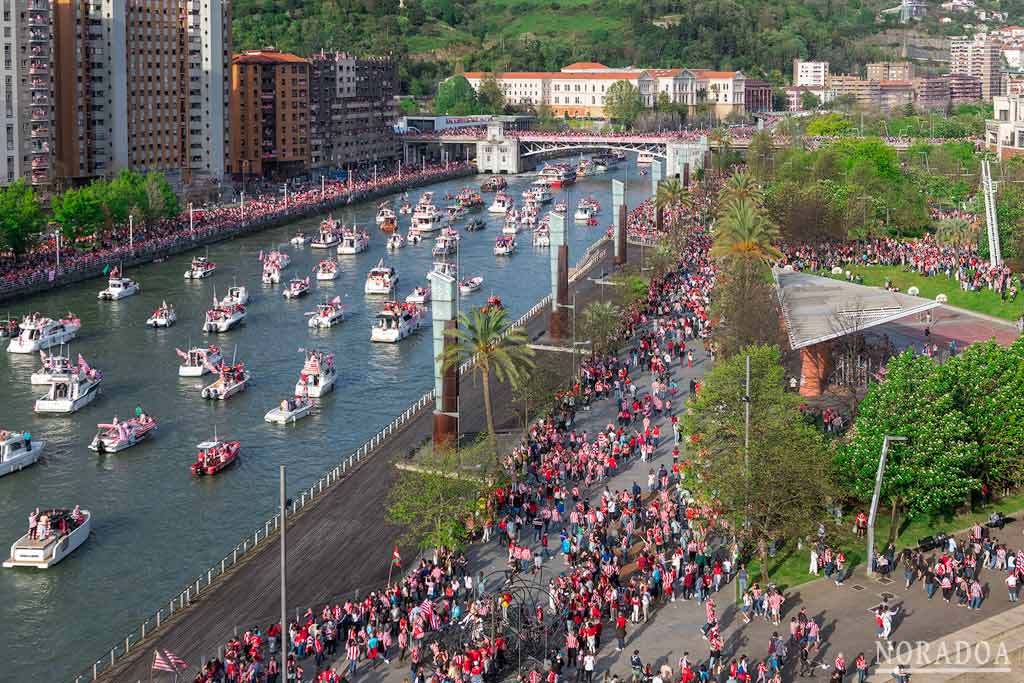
[
  {"x1": 950, "y1": 37, "x2": 1002, "y2": 101},
  {"x1": 867, "y1": 61, "x2": 915, "y2": 82},
  {"x1": 792, "y1": 60, "x2": 829, "y2": 87},
  {"x1": 228, "y1": 49, "x2": 309, "y2": 179}
]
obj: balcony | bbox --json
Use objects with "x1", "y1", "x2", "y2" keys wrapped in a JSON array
[
  {"x1": 30, "y1": 78, "x2": 48, "y2": 90},
  {"x1": 29, "y1": 65, "x2": 49, "y2": 75},
  {"x1": 31, "y1": 157, "x2": 49, "y2": 169},
  {"x1": 30, "y1": 108, "x2": 48, "y2": 121},
  {"x1": 30, "y1": 126, "x2": 49, "y2": 138},
  {"x1": 29, "y1": 28, "x2": 50, "y2": 42},
  {"x1": 31, "y1": 170, "x2": 49, "y2": 183},
  {"x1": 28, "y1": 14, "x2": 48, "y2": 25}
]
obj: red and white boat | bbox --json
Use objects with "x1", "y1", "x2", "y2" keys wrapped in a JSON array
[
  {"x1": 88, "y1": 413, "x2": 157, "y2": 453},
  {"x1": 406, "y1": 286, "x2": 431, "y2": 305},
  {"x1": 535, "y1": 163, "x2": 576, "y2": 188},
  {"x1": 262, "y1": 262, "x2": 282, "y2": 285},
  {"x1": 365, "y1": 259, "x2": 398, "y2": 295},
  {"x1": 203, "y1": 302, "x2": 246, "y2": 332},
  {"x1": 494, "y1": 236, "x2": 516, "y2": 256},
  {"x1": 260, "y1": 249, "x2": 290, "y2": 270},
  {"x1": 481, "y1": 176, "x2": 507, "y2": 192},
  {"x1": 337, "y1": 226, "x2": 369, "y2": 255},
  {"x1": 294, "y1": 349, "x2": 337, "y2": 397},
  {"x1": 488, "y1": 191, "x2": 514, "y2": 214},
  {"x1": 306, "y1": 297, "x2": 346, "y2": 328},
  {"x1": 371, "y1": 301, "x2": 424, "y2": 343},
  {"x1": 183, "y1": 255, "x2": 216, "y2": 279},
  {"x1": 311, "y1": 217, "x2": 340, "y2": 249},
  {"x1": 191, "y1": 438, "x2": 240, "y2": 476},
  {"x1": 386, "y1": 234, "x2": 406, "y2": 251},
  {"x1": 282, "y1": 277, "x2": 311, "y2": 300},
  {"x1": 316, "y1": 259, "x2": 339, "y2": 281},
  {"x1": 31, "y1": 349, "x2": 73, "y2": 385},
  {"x1": 7, "y1": 313, "x2": 80, "y2": 354},
  {"x1": 399, "y1": 202, "x2": 413, "y2": 215},
  {"x1": 145, "y1": 301, "x2": 177, "y2": 327},
  {"x1": 200, "y1": 362, "x2": 250, "y2": 400},
  {"x1": 176, "y1": 345, "x2": 222, "y2": 377}
]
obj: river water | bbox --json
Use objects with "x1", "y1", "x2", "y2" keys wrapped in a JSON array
[{"x1": 0, "y1": 161, "x2": 648, "y2": 681}]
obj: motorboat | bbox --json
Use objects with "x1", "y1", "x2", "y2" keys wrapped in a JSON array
[
  {"x1": 261, "y1": 249, "x2": 290, "y2": 270},
  {"x1": 176, "y1": 345, "x2": 222, "y2": 377},
  {"x1": 502, "y1": 219, "x2": 520, "y2": 236},
  {"x1": 637, "y1": 151, "x2": 655, "y2": 165},
  {"x1": 592, "y1": 152, "x2": 619, "y2": 169},
  {"x1": 146, "y1": 301, "x2": 177, "y2": 328},
  {"x1": 536, "y1": 163, "x2": 576, "y2": 188},
  {"x1": 481, "y1": 295, "x2": 504, "y2": 314},
  {"x1": 494, "y1": 236, "x2": 516, "y2": 256},
  {"x1": 3, "y1": 507, "x2": 90, "y2": 569},
  {"x1": 371, "y1": 301, "x2": 423, "y2": 343},
  {"x1": 380, "y1": 214, "x2": 398, "y2": 234},
  {"x1": 183, "y1": 255, "x2": 216, "y2": 279},
  {"x1": 97, "y1": 269, "x2": 140, "y2": 300},
  {"x1": 0, "y1": 429, "x2": 44, "y2": 478},
  {"x1": 576, "y1": 159, "x2": 597, "y2": 177},
  {"x1": 465, "y1": 218, "x2": 486, "y2": 232},
  {"x1": 290, "y1": 232, "x2": 308, "y2": 246},
  {"x1": 262, "y1": 263, "x2": 282, "y2": 285},
  {"x1": 432, "y1": 234, "x2": 457, "y2": 258},
  {"x1": 575, "y1": 205, "x2": 596, "y2": 222},
  {"x1": 202, "y1": 303, "x2": 246, "y2": 332},
  {"x1": 306, "y1": 297, "x2": 346, "y2": 328},
  {"x1": 34, "y1": 355, "x2": 102, "y2": 414},
  {"x1": 459, "y1": 276, "x2": 484, "y2": 294},
  {"x1": 524, "y1": 186, "x2": 553, "y2": 204},
  {"x1": 431, "y1": 260, "x2": 458, "y2": 279},
  {"x1": 282, "y1": 277, "x2": 311, "y2": 300},
  {"x1": 533, "y1": 226, "x2": 551, "y2": 247},
  {"x1": 200, "y1": 363, "x2": 250, "y2": 400},
  {"x1": 88, "y1": 414, "x2": 156, "y2": 454},
  {"x1": 456, "y1": 188, "x2": 485, "y2": 209},
  {"x1": 311, "y1": 217, "x2": 340, "y2": 249},
  {"x1": 386, "y1": 234, "x2": 406, "y2": 251},
  {"x1": 264, "y1": 396, "x2": 313, "y2": 424},
  {"x1": 7, "y1": 313, "x2": 80, "y2": 354},
  {"x1": 488, "y1": 192, "x2": 514, "y2": 214},
  {"x1": 406, "y1": 229, "x2": 423, "y2": 245},
  {"x1": 399, "y1": 202, "x2": 413, "y2": 215},
  {"x1": 30, "y1": 349, "x2": 73, "y2": 385},
  {"x1": 406, "y1": 286, "x2": 431, "y2": 305},
  {"x1": 553, "y1": 201, "x2": 567, "y2": 215},
  {"x1": 191, "y1": 439, "x2": 240, "y2": 476},
  {"x1": 365, "y1": 259, "x2": 398, "y2": 295},
  {"x1": 0, "y1": 318, "x2": 21, "y2": 339},
  {"x1": 337, "y1": 227, "x2": 370, "y2": 255},
  {"x1": 412, "y1": 202, "x2": 443, "y2": 233},
  {"x1": 446, "y1": 204, "x2": 467, "y2": 222},
  {"x1": 481, "y1": 176, "x2": 507, "y2": 192},
  {"x1": 221, "y1": 285, "x2": 249, "y2": 307},
  {"x1": 316, "y1": 259, "x2": 340, "y2": 281},
  {"x1": 376, "y1": 203, "x2": 397, "y2": 226},
  {"x1": 294, "y1": 349, "x2": 337, "y2": 397}
]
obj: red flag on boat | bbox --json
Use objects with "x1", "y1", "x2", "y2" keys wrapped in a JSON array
[
  {"x1": 175, "y1": 347, "x2": 190, "y2": 362},
  {"x1": 392, "y1": 546, "x2": 402, "y2": 567},
  {"x1": 330, "y1": 296, "x2": 342, "y2": 306}
]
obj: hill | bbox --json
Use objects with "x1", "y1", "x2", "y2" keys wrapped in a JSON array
[{"x1": 230, "y1": 0, "x2": 923, "y2": 96}]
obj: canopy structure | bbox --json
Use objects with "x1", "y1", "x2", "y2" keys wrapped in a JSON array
[{"x1": 772, "y1": 268, "x2": 943, "y2": 396}]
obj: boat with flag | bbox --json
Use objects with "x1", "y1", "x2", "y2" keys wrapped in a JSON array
[
  {"x1": 183, "y1": 255, "x2": 216, "y2": 279},
  {"x1": 282, "y1": 276, "x2": 311, "y2": 300},
  {"x1": 31, "y1": 349, "x2": 73, "y2": 385},
  {"x1": 494, "y1": 236, "x2": 517, "y2": 256},
  {"x1": 200, "y1": 361, "x2": 250, "y2": 400},
  {"x1": 386, "y1": 233, "x2": 406, "y2": 251},
  {"x1": 406, "y1": 286, "x2": 431, "y2": 305},
  {"x1": 290, "y1": 231, "x2": 308, "y2": 246},
  {"x1": 146, "y1": 301, "x2": 177, "y2": 328},
  {"x1": 202, "y1": 301, "x2": 246, "y2": 332},
  {"x1": 34, "y1": 354, "x2": 102, "y2": 414},
  {"x1": 88, "y1": 413, "x2": 157, "y2": 453},
  {"x1": 261, "y1": 261, "x2": 282, "y2": 285},
  {"x1": 176, "y1": 345, "x2": 222, "y2": 377},
  {"x1": 316, "y1": 259, "x2": 340, "y2": 281},
  {"x1": 533, "y1": 225, "x2": 551, "y2": 247},
  {"x1": 306, "y1": 297, "x2": 346, "y2": 328},
  {"x1": 337, "y1": 226, "x2": 370, "y2": 255},
  {"x1": 191, "y1": 435, "x2": 240, "y2": 476},
  {"x1": 536, "y1": 163, "x2": 576, "y2": 188},
  {"x1": 0, "y1": 429, "x2": 44, "y2": 478},
  {"x1": 371, "y1": 301, "x2": 423, "y2": 343},
  {"x1": 220, "y1": 285, "x2": 249, "y2": 306},
  {"x1": 97, "y1": 266, "x2": 140, "y2": 300},
  {"x1": 7, "y1": 313, "x2": 80, "y2": 354},
  {"x1": 294, "y1": 349, "x2": 337, "y2": 397},
  {"x1": 365, "y1": 259, "x2": 398, "y2": 295},
  {"x1": 3, "y1": 506, "x2": 90, "y2": 569},
  {"x1": 311, "y1": 217, "x2": 340, "y2": 249},
  {"x1": 412, "y1": 201, "x2": 443, "y2": 234},
  {"x1": 480, "y1": 176, "x2": 507, "y2": 192},
  {"x1": 264, "y1": 395, "x2": 313, "y2": 424},
  {"x1": 260, "y1": 249, "x2": 290, "y2": 270},
  {"x1": 488, "y1": 191, "x2": 514, "y2": 214}
]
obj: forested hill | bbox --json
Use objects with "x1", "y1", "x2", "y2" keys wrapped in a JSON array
[{"x1": 231, "y1": 0, "x2": 912, "y2": 95}]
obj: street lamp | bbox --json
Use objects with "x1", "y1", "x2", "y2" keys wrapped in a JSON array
[{"x1": 867, "y1": 435, "x2": 907, "y2": 577}]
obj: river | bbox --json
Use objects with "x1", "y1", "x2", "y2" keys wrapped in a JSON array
[{"x1": 0, "y1": 160, "x2": 649, "y2": 681}]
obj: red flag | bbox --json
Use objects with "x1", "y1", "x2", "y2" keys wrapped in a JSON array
[
  {"x1": 152, "y1": 649, "x2": 188, "y2": 672},
  {"x1": 392, "y1": 546, "x2": 402, "y2": 567}
]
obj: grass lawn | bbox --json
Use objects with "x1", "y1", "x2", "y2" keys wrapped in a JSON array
[
  {"x1": 746, "y1": 492, "x2": 1024, "y2": 591},
  {"x1": 824, "y1": 265, "x2": 1023, "y2": 322},
  {"x1": 406, "y1": 23, "x2": 477, "y2": 54},
  {"x1": 496, "y1": 11, "x2": 621, "y2": 38}
]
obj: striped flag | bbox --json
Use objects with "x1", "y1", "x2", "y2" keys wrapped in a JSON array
[
  {"x1": 152, "y1": 649, "x2": 188, "y2": 672},
  {"x1": 392, "y1": 546, "x2": 402, "y2": 567}
]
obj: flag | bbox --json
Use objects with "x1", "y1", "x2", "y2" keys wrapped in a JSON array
[
  {"x1": 48, "y1": 269, "x2": 55, "y2": 282},
  {"x1": 102, "y1": 264, "x2": 110, "y2": 275},
  {"x1": 392, "y1": 546, "x2": 402, "y2": 567},
  {"x1": 152, "y1": 649, "x2": 188, "y2": 672}
]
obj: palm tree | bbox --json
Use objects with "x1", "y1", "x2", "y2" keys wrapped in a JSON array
[
  {"x1": 437, "y1": 307, "x2": 535, "y2": 454},
  {"x1": 719, "y1": 171, "x2": 762, "y2": 208},
  {"x1": 935, "y1": 217, "x2": 978, "y2": 247},
  {"x1": 654, "y1": 177, "x2": 693, "y2": 241},
  {"x1": 579, "y1": 300, "x2": 623, "y2": 355},
  {"x1": 711, "y1": 198, "x2": 782, "y2": 265}
]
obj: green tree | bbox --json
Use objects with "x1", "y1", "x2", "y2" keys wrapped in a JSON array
[
  {"x1": 746, "y1": 130, "x2": 776, "y2": 181},
  {"x1": 719, "y1": 170, "x2": 762, "y2": 208},
  {"x1": 52, "y1": 185, "x2": 104, "y2": 240},
  {"x1": 603, "y1": 80, "x2": 643, "y2": 127},
  {"x1": 437, "y1": 307, "x2": 535, "y2": 457},
  {"x1": 801, "y1": 90, "x2": 821, "y2": 111},
  {"x1": 142, "y1": 171, "x2": 180, "y2": 222},
  {"x1": 434, "y1": 74, "x2": 479, "y2": 115},
  {"x1": 477, "y1": 74, "x2": 506, "y2": 113},
  {"x1": 0, "y1": 180, "x2": 45, "y2": 257},
  {"x1": 935, "y1": 216, "x2": 978, "y2": 246},
  {"x1": 711, "y1": 198, "x2": 781, "y2": 264},
  {"x1": 579, "y1": 300, "x2": 622, "y2": 356},
  {"x1": 805, "y1": 112, "x2": 853, "y2": 137}
]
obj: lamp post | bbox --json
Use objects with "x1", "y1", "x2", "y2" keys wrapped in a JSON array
[
  {"x1": 867, "y1": 435, "x2": 907, "y2": 577},
  {"x1": 128, "y1": 214, "x2": 134, "y2": 255},
  {"x1": 554, "y1": 293, "x2": 579, "y2": 377},
  {"x1": 189, "y1": 202, "x2": 194, "y2": 238},
  {"x1": 279, "y1": 464, "x2": 287, "y2": 678},
  {"x1": 54, "y1": 227, "x2": 61, "y2": 273}
]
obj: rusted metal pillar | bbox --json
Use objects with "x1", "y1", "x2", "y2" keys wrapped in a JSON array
[
  {"x1": 616, "y1": 203, "x2": 628, "y2": 265},
  {"x1": 548, "y1": 211, "x2": 568, "y2": 339}
]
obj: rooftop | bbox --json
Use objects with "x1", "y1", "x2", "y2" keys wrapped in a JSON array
[
  {"x1": 233, "y1": 49, "x2": 308, "y2": 65},
  {"x1": 561, "y1": 62, "x2": 610, "y2": 71}
]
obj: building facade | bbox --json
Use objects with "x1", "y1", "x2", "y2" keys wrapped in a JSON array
[
  {"x1": 867, "y1": 61, "x2": 916, "y2": 81},
  {"x1": 913, "y1": 75, "x2": 952, "y2": 111},
  {"x1": 987, "y1": 93, "x2": 1024, "y2": 157},
  {"x1": 792, "y1": 60, "x2": 829, "y2": 87},
  {"x1": 743, "y1": 79, "x2": 773, "y2": 112},
  {"x1": 950, "y1": 37, "x2": 1002, "y2": 101},
  {"x1": 947, "y1": 72, "x2": 983, "y2": 103},
  {"x1": 828, "y1": 75, "x2": 881, "y2": 109}
]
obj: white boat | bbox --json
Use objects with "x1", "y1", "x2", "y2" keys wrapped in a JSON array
[
  {"x1": 294, "y1": 350, "x2": 337, "y2": 397},
  {"x1": 315, "y1": 259, "x2": 340, "y2": 281},
  {"x1": 337, "y1": 227, "x2": 370, "y2": 255},
  {"x1": 97, "y1": 271, "x2": 140, "y2": 300},
  {"x1": 365, "y1": 259, "x2": 398, "y2": 295},
  {"x1": 30, "y1": 349, "x2": 73, "y2": 385},
  {"x1": 398, "y1": 202, "x2": 413, "y2": 215},
  {"x1": 176, "y1": 345, "x2": 222, "y2": 377},
  {"x1": 432, "y1": 234, "x2": 457, "y2": 258},
  {"x1": 533, "y1": 227, "x2": 551, "y2": 247},
  {"x1": 574, "y1": 205, "x2": 596, "y2": 222},
  {"x1": 221, "y1": 285, "x2": 249, "y2": 307},
  {"x1": 282, "y1": 277, "x2": 311, "y2": 300},
  {"x1": 0, "y1": 429, "x2": 44, "y2": 478},
  {"x1": 536, "y1": 163, "x2": 576, "y2": 187},
  {"x1": 387, "y1": 234, "x2": 406, "y2": 251},
  {"x1": 7, "y1": 314, "x2": 80, "y2": 354},
  {"x1": 446, "y1": 205, "x2": 467, "y2": 222},
  {"x1": 406, "y1": 229, "x2": 423, "y2": 245},
  {"x1": 637, "y1": 151, "x2": 655, "y2": 165},
  {"x1": 494, "y1": 236, "x2": 517, "y2": 256},
  {"x1": 201, "y1": 363, "x2": 250, "y2": 400},
  {"x1": 371, "y1": 301, "x2": 423, "y2": 343},
  {"x1": 412, "y1": 203, "x2": 443, "y2": 233},
  {"x1": 184, "y1": 255, "x2": 216, "y2": 279},
  {"x1": 261, "y1": 250, "x2": 290, "y2": 270},
  {"x1": 202, "y1": 304, "x2": 246, "y2": 332},
  {"x1": 488, "y1": 192, "x2": 514, "y2": 214},
  {"x1": 526, "y1": 186, "x2": 553, "y2": 203},
  {"x1": 376, "y1": 203, "x2": 396, "y2": 225},
  {"x1": 88, "y1": 414, "x2": 157, "y2": 453},
  {"x1": 34, "y1": 356, "x2": 102, "y2": 414},
  {"x1": 306, "y1": 297, "x2": 346, "y2": 328},
  {"x1": 311, "y1": 217, "x2": 340, "y2": 249},
  {"x1": 502, "y1": 220, "x2": 520, "y2": 235},
  {"x1": 431, "y1": 260, "x2": 458, "y2": 279},
  {"x1": 459, "y1": 276, "x2": 484, "y2": 295},
  {"x1": 553, "y1": 201, "x2": 567, "y2": 215},
  {"x1": 264, "y1": 396, "x2": 313, "y2": 424},
  {"x1": 262, "y1": 263, "x2": 282, "y2": 285},
  {"x1": 3, "y1": 507, "x2": 90, "y2": 569},
  {"x1": 406, "y1": 286, "x2": 431, "y2": 305},
  {"x1": 290, "y1": 232, "x2": 308, "y2": 246},
  {"x1": 145, "y1": 301, "x2": 177, "y2": 328}
]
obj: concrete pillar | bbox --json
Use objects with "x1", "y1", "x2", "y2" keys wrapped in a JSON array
[
  {"x1": 651, "y1": 159, "x2": 662, "y2": 195},
  {"x1": 612, "y1": 179, "x2": 626, "y2": 265},
  {"x1": 428, "y1": 271, "x2": 458, "y2": 445},
  {"x1": 798, "y1": 341, "x2": 833, "y2": 398},
  {"x1": 683, "y1": 162, "x2": 690, "y2": 187},
  {"x1": 548, "y1": 211, "x2": 569, "y2": 339},
  {"x1": 656, "y1": 207, "x2": 663, "y2": 233}
]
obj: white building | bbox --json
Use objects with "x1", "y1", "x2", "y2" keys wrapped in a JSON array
[{"x1": 792, "y1": 60, "x2": 829, "y2": 87}]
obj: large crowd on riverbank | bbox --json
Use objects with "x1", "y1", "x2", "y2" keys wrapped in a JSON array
[{"x1": 0, "y1": 162, "x2": 471, "y2": 294}]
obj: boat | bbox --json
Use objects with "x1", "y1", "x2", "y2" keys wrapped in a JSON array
[
  {"x1": 282, "y1": 277, "x2": 311, "y2": 300},
  {"x1": 456, "y1": 188, "x2": 484, "y2": 209},
  {"x1": 481, "y1": 295, "x2": 504, "y2": 314},
  {"x1": 524, "y1": 186, "x2": 553, "y2": 204},
  {"x1": 34, "y1": 354, "x2": 102, "y2": 414},
  {"x1": 502, "y1": 219, "x2": 520, "y2": 236},
  {"x1": 200, "y1": 362, "x2": 250, "y2": 400},
  {"x1": 183, "y1": 255, "x2": 216, "y2": 279},
  {"x1": 221, "y1": 285, "x2": 249, "y2": 306},
  {"x1": 7, "y1": 313, "x2": 80, "y2": 354},
  {"x1": 3, "y1": 506, "x2": 90, "y2": 569},
  {"x1": 337, "y1": 226, "x2": 370, "y2": 255},
  {"x1": 412, "y1": 202, "x2": 443, "y2": 233},
  {"x1": 533, "y1": 226, "x2": 551, "y2": 247},
  {"x1": 262, "y1": 262, "x2": 282, "y2": 285},
  {"x1": 406, "y1": 229, "x2": 423, "y2": 245},
  {"x1": 306, "y1": 297, "x2": 346, "y2": 328},
  {"x1": 431, "y1": 260, "x2": 458, "y2": 279},
  {"x1": 380, "y1": 214, "x2": 398, "y2": 234},
  {"x1": 202, "y1": 303, "x2": 246, "y2": 332},
  {"x1": 459, "y1": 276, "x2": 484, "y2": 294},
  {"x1": 446, "y1": 204, "x2": 467, "y2": 222},
  {"x1": 386, "y1": 234, "x2": 406, "y2": 251},
  {"x1": 575, "y1": 205, "x2": 596, "y2": 222},
  {"x1": 290, "y1": 232, "x2": 308, "y2": 246},
  {"x1": 494, "y1": 236, "x2": 517, "y2": 256},
  {"x1": 553, "y1": 201, "x2": 567, "y2": 215},
  {"x1": 316, "y1": 259, "x2": 340, "y2": 281},
  {"x1": 371, "y1": 301, "x2": 424, "y2": 343},
  {"x1": 261, "y1": 249, "x2": 290, "y2": 270},
  {"x1": 88, "y1": 413, "x2": 157, "y2": 453},
  {"x1": 365, "y1": 259, "x2": 398, "y2": 295},
  {"x1": 311, "y1": 217, "x2": 340, "y2": 249},
  {"x1": 592, "y1": 152, "x2": 619, "y2": 169},
  {"x1": 406, "y1": 286, "x2": 431, "y2": 305},
  {"x1": 97, "y1": 268, "x2": 140, "y2": 300},
  {"x1": 176, "y1": 345, "x2": 222, "y2": 377},
  {"x1": 264, "y1": 396, "x2": 313, "y2": 424},
  {"x1": 576, "y1": 159, "x2": 597, "y2": 177},
  {"x1": 637, "y1": 151, "x2": 655, "y2": 165},
  {"x1": 190, "y1": 438, "x2": 240, "y2": 475},
  {"x1": 145, "y1": 301, "x2": 177, "y2": 328},
  {"x1": 376, "y1": 202, "x2": 396, "y2": 226},
  {"x1": 465, "y1": 218, "x2": 486, "y2": 232},
  {"x1": 0, "y1": 429, "x2": 44, "y2": 478},
  {"x1": 488, "y1": 191, "x2": 514, "y2": 214},
  {"x1": 30, "y1": 349, "x2": 73, "y2": 385},
  {"x1": 0, "y1": 318, "x2": 20, "y2": 339},
  {"x1": 432, "y1": 234, "x2": 457, "y2": 258},
  {"x1": 399, "y1": 202, "x2": 413, "y2": 215},
  {"x1": 536, "y1": 163, "x2": 576, "y2": 188},
  {"x1": 294, "y1": 349, "x2": 337, "y2": 397},
  {"x1": 481, "y1": 176, "x2": 507, "y2": 192}
]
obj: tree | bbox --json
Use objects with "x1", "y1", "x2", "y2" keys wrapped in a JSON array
[
  {"x1": 52, "y1": 185, "x2": 104, "y2": 240},
  {"x1": 711, "y1": 198, "x2": 782, "y2": 264},
  {"x1": 0, "y1": 180, "x2": 45, "y2": 257},
  {"x1": 712, "y1": 259, "x2": 786, "y2": 358},
  {"x1": 434, "y1": 75, "x2": 479, "y2": 115},
  {"x1": 477, "y1": 74, "x2": 506, "y2": 113},
  {"x1": 437, "y1": 307, "x2": 535, "y2": 457},
  {"x1": 511, "y1": 361, "x2": 563, "y2": 431},
  {"x1": 684, "y1": 345, "x2": 833, "y2": 583},
  {"x1": 655, "y1": 90, "x2": 673, "y2": 112},
  {"x1": 805, "y1": 112, "x2": 853, "y2": 137},
  {"x1": 142, "y1": 171, "x2": 180, "y2": 222},
  {"x1": 654, "y1": 177, "x2": 692, "y2": 245},
  {"x1": 746, "y1": 130, "x2": 775, "y2": 181},
  {"x1": 579, "y1": 300, "x2": 622, "y2": 356},
  {"x1": 835, "y1": 351, "x2": 980, "y2": 543},
  {"x1": 604, "y1": 80, "x2": 643, "y2": 127},
  {"x1": 801, "y1": 90, "x2": 821, "y2": 111},
  {"x1": 719, "y1": 170, "x2": 762, "y2": 208}
]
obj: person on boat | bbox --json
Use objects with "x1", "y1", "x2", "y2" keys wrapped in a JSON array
[
  {"x1": 28, "y1": 508, "x2": 38, "y2": 540},
  {"x1": 71, "y1": 505, "x2": 83, "y2": 525},
  {"x1": 23, "y1": 430, "x2": 31, "y2": 452}
]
